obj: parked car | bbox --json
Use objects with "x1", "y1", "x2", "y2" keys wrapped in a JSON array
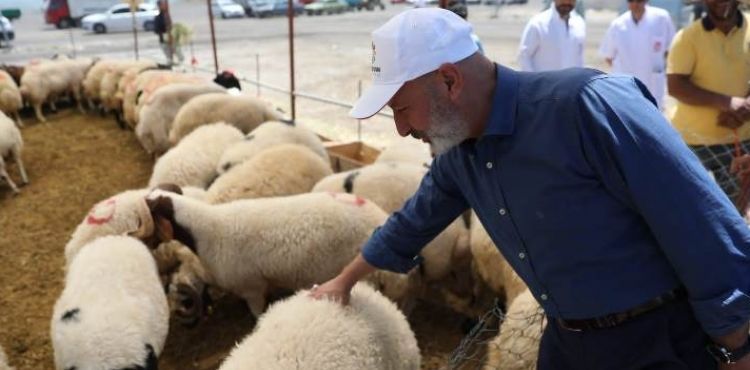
[
  {"x1": 81, "y1": 3, "x2": 158, "y2": 34},
  {"x1": 351, "y1": 0, "x2": 385, "y2": 10},
  {"x1": 305, "y1": 0, "x2": 349, "y2": 14},
  {"x1": 0, "y1": 16, "x2": 14, "y2": 48},
  {"x1": 211, "y1": 0, "x2": 246, "y2": 18},
  {"x1": 254, "y1": 0, "x2": 305, "y2": 17}
]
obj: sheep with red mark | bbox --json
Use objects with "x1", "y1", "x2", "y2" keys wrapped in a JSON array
[
  {"x1": 0, "y1": 112, "x2": 27, "y2": 194},
  {"x1": 0, "y1": 70, "x2": 23, "y2": 128},
  {"x1": 218, "y1": 283, "x2": 420, "y2": 370},
  {"x1": 216, "y1": 121, "x2": 328, "y2": 174},
  {"x1": 136, "y1": 82, "x2": 227, "y2": 155},
  {"x1": 169, "y1": 93, "x2": 283, "y2": 146},
  {"x1": 51, "y1": 236, "x2": 168, "y2": 370},
  {"x1": 130, "y1": 187, "x2": 411, "y2": 320},
  {"x1": 148, "y1": 122, "x2": 243, "y2": 189}
]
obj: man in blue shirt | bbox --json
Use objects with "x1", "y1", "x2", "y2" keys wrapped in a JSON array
[{"x1": 311, "y1": 8, "x2": 750, "y2": 368}]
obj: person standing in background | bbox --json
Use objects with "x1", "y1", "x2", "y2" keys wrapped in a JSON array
[
  {"x1": 667, "y1": 0, "x2": 750, "y2": 203},
  {"x1": 517, "y1": 0, "x2": 585, "y2": 72},
  {"x1": 154, "y1": 0, "x2": 173, "y2": 65},
  {"x1": 599, "y1": 0, "x2": 675, "y2": 109}
]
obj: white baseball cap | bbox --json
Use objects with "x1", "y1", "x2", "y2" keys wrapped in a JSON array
[{"x1": 349, "y1": 8, "x2": 479, "y2": 119}]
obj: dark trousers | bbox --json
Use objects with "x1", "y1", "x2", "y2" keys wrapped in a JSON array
[{"x1": 537, "y1": 299, "x2": 717, "y2": 370}]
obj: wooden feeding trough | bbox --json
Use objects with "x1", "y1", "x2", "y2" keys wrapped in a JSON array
[{"x1": 323, "y1": 140, "x2": 380, "y2": 172}]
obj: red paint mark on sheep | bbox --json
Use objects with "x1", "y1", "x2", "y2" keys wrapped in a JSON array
[
  {"x1": 327, "y1": 192, "x2": 366, "y2": 207},
  {"x1": 86, "y1": 199, "x2": 117, "y2": 225}
]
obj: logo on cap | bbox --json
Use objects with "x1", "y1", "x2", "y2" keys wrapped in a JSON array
[{"x1": 371, "y1": 42, "x2": 381, "y2": 74}]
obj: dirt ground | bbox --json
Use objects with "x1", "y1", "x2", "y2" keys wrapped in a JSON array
[{"x1": 0, "y1": 109, "x2": 486, "y2": 370}]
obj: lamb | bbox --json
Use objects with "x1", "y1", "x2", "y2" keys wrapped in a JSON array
[
  {"x1": 135, "y1": 82, "x2": 227, "y2": 155},
  {"x1": 375, "y1": 138, "x2": 432, "y2": 168},
  {"x1": 216, "y1": 120, "x2": 328, "y2": 174},
  {"x1": 130, "y1": 187, "x2": 405, "y2": 319},
  {"x1": 169, "y1": 93, "x2": 283, "y2": 146},
  {"x1": 0, "y1": 112, "x2": 27, "y2": 194},
  {"x1": 148, "y1": 122, "x2": 243, "y2": 189},
  {"x1": 51, "y1": 236, "x2": 168, "y2": 370},
  {"x1": 0, "y1": 70, "x2": 23, "y2": 128},
  {"x1": 311, "y1": 162, "x2": 470, "y2": 282},
  {"x1": 218, "y1": 283, "x2": 420, "y2": 370},
  {"x1": 0, "y1": 344, "x2": 14, "y2": 370},
  {"x1": 470, "y1": 212, "x2": 527, "y2": 307},
  {"x1": 130, "y1": 72, "x2": 207, "y2": 130},
  {"x1": 483, "y1": 289, "x2": 545, "y2": 370},
  {"x1": 206, "y1": 144, "x2": 333, "y2": 204}
]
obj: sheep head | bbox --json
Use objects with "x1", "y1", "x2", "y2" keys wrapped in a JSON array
[{"x1": 131, "y1": 184, "x2": 184, "y2": 248}]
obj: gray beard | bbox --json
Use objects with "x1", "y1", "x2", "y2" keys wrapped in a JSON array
[{"x1": 426, "y1": 95, "x2": 470, "y2": 156}]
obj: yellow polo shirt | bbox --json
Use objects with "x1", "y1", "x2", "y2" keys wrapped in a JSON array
[{"x1": 667, "y1": 14, "x2": 750, "y2": 145}]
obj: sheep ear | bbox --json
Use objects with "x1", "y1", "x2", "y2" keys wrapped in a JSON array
[
  {"x1": 154, "y1": 183, "x2": 183, "y2": 195},
  {"x1": 155, "y1": 216, "x2": 174, "y2": 242}
]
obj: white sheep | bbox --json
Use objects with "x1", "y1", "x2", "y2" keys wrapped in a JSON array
[
  {"x1": 218, "y1": 283, "x2": 421, "y2": 370},
  {"x1": 483, "y1": 289, "x2": 545, "y2": 370},
  {"x1": 131, "y1": 188, "x2": 405, "y2": 318},
  {"x1": 206, "y1": 144, "x2": 333, "y2": 204},
  {"x1": 136, "y1": 82, "x2": 228, "y2": 155},
  {"x1": 0, "y1": 344, "x2": 14, "y2": 370},
  {"x1": 169, "y1": 93, "x2": 283, "y2": 146},
  {"x1": 99, "y1": 60, "x2": 157, "y2": 116},
  {"x1": 470, "y1": 211, "x2": 527, "y2": 307},
  {"x1": 51, "y1": 236, "x2": 169, "y2": 370},
  {"x1": 148, "y1": 122, "x2": 243, "y2": 189},
  {"x1": 0, "y1": 70, "x2": 23, "y2": 128},
  {"x1": 0, "y1": 112, "x2": 27, "y2": 194},
  {"x1": 216, "y1": 120, "x2": 328, "y2": 174},
  {"x1": 375, "y1": 138, "x2": 432, "y2": 168},
  {"x1": 130, "y1": 72, "x2": 207, "y2": 130},
  {"x1": 312, "y1": 162, "x2": 470, "y2": 282},
  {"x1": 18, "y1": 60, "x2": 69, "y2": 122}
]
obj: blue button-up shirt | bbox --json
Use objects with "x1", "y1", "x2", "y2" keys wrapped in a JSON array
[{"x1": 362, "y1": 65, "x2": 750, "y2": 337}]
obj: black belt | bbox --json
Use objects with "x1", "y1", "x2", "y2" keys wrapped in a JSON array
[{"x1": 557, "y1": 287, "x2": 687, "y2": 331}]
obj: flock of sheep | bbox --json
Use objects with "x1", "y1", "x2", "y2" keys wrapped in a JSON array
[{"x1": 0, "y1": 56, "x2": 546, "y2": 370}]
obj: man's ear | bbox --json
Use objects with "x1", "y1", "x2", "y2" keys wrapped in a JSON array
[{"x1": 437, "y1": 63, "x2": 463, "y2": 101}]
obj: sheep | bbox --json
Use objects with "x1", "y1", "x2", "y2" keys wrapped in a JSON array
[
  {"x1": 135, "y1": 82, "x2": 227, "y2": 155},
  {"x1": 206, "y1": 144, "x2": 333, "y2": 204},
  {"x1": 483, "y1": 289, "x2": 545, "y2": 370},
  {"x1": 99, "y1": 60, "x2": 158, "y2": 118},
  {"x1": 18, "y1": 60, "x2": 69, "y2": 122},
  {"x1": 0, "y1": 344, "x2": 14, "y2": 370},
  {"x1": 0, "y1": 64, "x2": 24, "y2": 87},
  {"x1": 470, "y1": 212, "x2": 527, "y2": 307},
  {"x1": 218, "y1": 283, "x2": 420, "y2": 370},
  {"x1": 375, "y1": 138, "x2": 432, "y2": 168},
  {"x1": 312, "y1": 162, "x2": 470, "y2": 282},
  {"x1": 0, "y1": 112, "x2": 27, "y2": 194},
  {"x1": 60, "y1": 58, "x2": 96, "y2": 114},
  {"x1": 216, "y1": 120, "x2": 328, "y2": 174},
  {"x1": 169, "y1": 93, "x2": 283, "y2": 146},
  {"x1": 81, "y1": 58, "x2": 119, "y2": 110},
  {"x1": 0, "y1": 70, "x2": 22, "y2": 128},
  {"x1": 130, "y1": 187, "x2": 408, "y2": 319},
  {"x1": 51, "y1": 236, "x2": 168, "y2": 370},
  {"x1": 148, "y1": 122, "x2": 243, "y2": 189},
  {"x1": 124, "y1": 70, "x2": 206, "y2": 130}
]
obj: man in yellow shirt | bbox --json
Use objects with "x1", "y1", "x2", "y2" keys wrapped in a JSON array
[{"x1": 667, "y1": 0, "x2": 750, "y2": 203}]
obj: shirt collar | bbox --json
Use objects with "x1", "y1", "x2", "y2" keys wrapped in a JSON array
[
  {"x1": 702, "y1": 11, "x2": 744, "y2": 31},
  {"x1": 481, "y1": 64, "x2": 519, "y2": 137}
]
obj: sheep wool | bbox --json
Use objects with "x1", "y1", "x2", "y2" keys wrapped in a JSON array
[
  {"x1": 483, "y1": 290, "x2": 544, "y2": 370},
  {"x1": 148, "y1": 122, "x2": 243, "y2": 189},
  {"x1": 0, "y1": 111, "x2": 27, "y2": 194},
  {"x1": 0, "y1": 344, "x2": 13, "y2": 370},
  {"x1": 216, "y1": 121, "x2": 328, "y2": 174},
  {"x1": 0, "y1": 70, "x2": 23, "y2": 127},
  {"x1": 169, "y1": 93, "x2": 283, "y2": 146},
  {"x1": 218, "y1": 283, "x2": 420, "y2": 370},
  {"x1": 136, "y1": 82, "x2": 227, "y2": 155},
  {"x1": 375, "y1": 139, "x2": 432, "y2": 168},
  {"x1": 207, "y1": 144, "x2": 333, "y2": 204},
  {"x1": 51, "y1": 236, "x2": 168, "y2": 370}
]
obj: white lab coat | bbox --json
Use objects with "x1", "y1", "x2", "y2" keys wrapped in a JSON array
[{"x1": 517, "y1": 5, "x2": 586, "y2": 72}]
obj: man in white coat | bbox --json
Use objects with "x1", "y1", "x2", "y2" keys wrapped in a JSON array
[
  {"x1": 599, "y1": 0, "x2": 675, "y2": 109},
  {"x1": 517, "y1": 0, "x2": 586, "y2": 72}
]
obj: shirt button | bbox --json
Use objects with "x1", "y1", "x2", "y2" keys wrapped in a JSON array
[
  {"x1": 499, "y1": 208, "x2": 507, "y2": 216},
  {"x1": 540, "y1": 294, "x2": 548, "y2": 301},
  {"x1": 518, "y1": 252, "x2": 525, "y2": 259},
  {"x1": 486, "y1": 162, "x2": 493, "y2": 169}
]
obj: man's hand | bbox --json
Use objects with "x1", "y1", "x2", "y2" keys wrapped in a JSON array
[
  {"x1": 731, "y1": 155, "x2": 750, "y2": 179},
  {"x1": 309, "y1": 277, "x2": 353, "y2": 305},
  {"x1": 719, "y1": 97, "x2": 750, "y2": 129}
]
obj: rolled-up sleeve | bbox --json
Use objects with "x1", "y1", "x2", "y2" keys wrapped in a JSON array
[
  {"x1": 361, "y1": 155, "x2": 469, "y2": 273},
  {"x1": 576, "y1": 75, "x2": 750, "y2": 337}
]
